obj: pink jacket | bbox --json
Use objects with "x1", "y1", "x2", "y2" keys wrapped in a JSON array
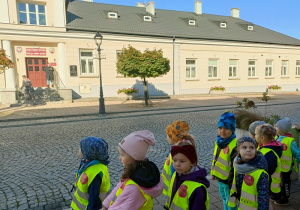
[{"x1": 103, "y1": 177, "x2": 163, "y2": 210}]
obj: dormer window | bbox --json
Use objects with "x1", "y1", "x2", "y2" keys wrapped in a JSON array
[
  {"x1": 189, "y1": 20, "x2": 196, "y2": 26},
  {"x1": 144, "y1": 16, "x2": 152, "y2": 22},
  {"x1": 247, "y1": 25, "x2": 254, "y2": 31},
  {"x1": 220, "y1": 22, "x2": 227, "y2": 28},
  {"x1": 108, "y1": 12, "x2": 118, "y2": 19}
]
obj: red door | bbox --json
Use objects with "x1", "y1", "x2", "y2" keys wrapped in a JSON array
[{"x1": 26, "y1": 58, "x2": 48, "y2": 87}]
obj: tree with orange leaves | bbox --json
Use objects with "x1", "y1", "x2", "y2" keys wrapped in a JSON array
[{"x1": 0, "y1": 48, "x2": 14, "y2": 72}]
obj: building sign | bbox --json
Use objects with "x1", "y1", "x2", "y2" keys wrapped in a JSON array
[
  {"x1": 70, "y1": 65, "x2": 78, "y2": 77},
  {"x1": 50, "y1": 62, "x2": 56, "y2": 66},
  {"x1": 16, "y1": 47, "x2": 22, "y2": 53},
  {"x1": 26, "y1": 48, "x2": 46, "y2": 56}
]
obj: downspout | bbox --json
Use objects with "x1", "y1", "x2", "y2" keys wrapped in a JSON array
[{"x1": 172, "y1": 36, "x2": 175, "y2": 95}]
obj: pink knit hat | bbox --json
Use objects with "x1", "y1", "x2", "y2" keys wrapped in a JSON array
[{"x1": 119, "y1": 130, "x2": 155, "y2": 161}]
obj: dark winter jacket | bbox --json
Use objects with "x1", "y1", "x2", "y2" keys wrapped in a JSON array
[
  {"x1": 234, "y1": 151, "x2": 269, "y2": 210},
  {"x1": 170, "y1": 166, "x2": 210, "y2": 210},
  {"x1": 43, "y1": 66, "x2": 54, "y2": 80}
]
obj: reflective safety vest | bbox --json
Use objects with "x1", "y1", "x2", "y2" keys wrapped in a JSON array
[
  {"x1": 211, "y1": 139, "x2": 237, "y2": 180},
  {"x1": 165, "y1": 173, "x2": 209, "y2": 210},
  {"x1": 161, "y1": 154, "x2": 173, "y2": 195},
  {"x1": 71, "y1": 163, "x2": 110, "y2": 210},
  {"x1": 109, "y1": 179, "x2": 153, "y2": 210},
  {"x1": 228, "y1": 169, "x2": 268, "y2": 210},
  {"x1": 259, "y1": 147, "x2": 281, "y2": 193},
  {"x1": 279, "y1": 136, "x2": 298, "y2": 172}
]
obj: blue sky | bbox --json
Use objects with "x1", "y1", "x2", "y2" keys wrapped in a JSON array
[{"x1": 91, "y1": 0, "x2": 300, "y2": 40}]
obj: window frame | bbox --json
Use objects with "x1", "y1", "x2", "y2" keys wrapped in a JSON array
[
  {"x1": 208, "y1": 59, "x2": 218, "y2": 78},
  {"x1": 18, "y1": 2, "x2": 46, "y2": 25},
  {"x1": 185, "y1": 59, "x2": 197, "y2": 79},
  {"x1": 248, "y1": 60, "x2": 256, "y2": 77},
  {"x1": 296, "y1": 61, "x2": 300, "y2": 76},
  {"x1": 116, "y1": 50, "x2": 124, "y2": 77},
  {"x1": 79, "y1": 50, "x2": 95, "y2": 75},
  {"x1": 281, "y1": 60, "x2": 288, "y2": 76},
  {"x1": 265, "y1": 60, "x2": 273, "y2": 77},
  {"x1": 229, "y1": 59, "x2": 238, "y2": 78}
]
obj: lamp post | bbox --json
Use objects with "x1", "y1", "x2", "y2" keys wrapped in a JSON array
[{"x1": 94, "y1": 31, "x2": 105, "y2": 114}]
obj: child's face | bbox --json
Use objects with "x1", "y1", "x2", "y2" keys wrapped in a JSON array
[
  {"x1": 274, "y1": 125, "x2": 284, "y2": 135},
  {"x1": 239, "y1": 142, "x2": 256, "y2": 162},
  {"x1": 118, "y1": 146, "x2": 134, "y2": 168},
  {"x1": 172, "y1": 153, "x2": 194, "y2": 174},
  {"x1": 78, "y1": 148, "x2": 84, "y2": 158},
  {"x1": 218, "y1": 127, "x2": 233, "y2": 139}
]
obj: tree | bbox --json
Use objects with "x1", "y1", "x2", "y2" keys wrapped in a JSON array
[
  {"x1": 0, "y1": 48, "x2": 14, "y2": 72},
  {"x1": 117, "y1": 45, "x2": 170, "y2": 106}
]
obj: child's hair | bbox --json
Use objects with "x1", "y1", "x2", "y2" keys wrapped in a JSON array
[
  {"x1": 236, "y1": 136, "x2": 257, "y2": 164},
  {"x1": 121, "y1": 158, "x2": 149, "y2": 180},
  {"x1": 175, "y1": 134, "x2": 196, "y2": 147},
  {"x1": 256, "y1": 124, "x2": 277, "y2": 141},
  {"x1": 166, "y1": 120, "x2": 190, "y2": 143}
]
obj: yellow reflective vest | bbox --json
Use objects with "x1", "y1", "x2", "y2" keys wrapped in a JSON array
[
  {"x1": 228, "y1": 169, "x2": 268, "y2": 210},
  {"x1": 259, "y1": 147, "x2": 281, "y2": 193},
  {"x1": 109, "y1": 179, "x2": 153, "y2": 210},
  {"x1": 161, "y1": 154, "x2": 173, "y2": 195},
  {"x1": 165, "y1": 173, "x2": 209, "y2": 210},
  {"x1": 71, "y1": 163, "x2": 110, "y2": 210},
  {"x1": 211, "y1": 139, "x2": 237, "y2": 180},
  {"x1": 278, "y1": 136, "x2": 298, "y2": 172}
]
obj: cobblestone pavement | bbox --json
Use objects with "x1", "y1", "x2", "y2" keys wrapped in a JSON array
[{"x1": 1, "y1": 94, "x2": 300, "y2": 209}]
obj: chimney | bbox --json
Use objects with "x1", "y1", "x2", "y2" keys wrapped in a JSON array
[
  {"x1": 146, "y1": 1, "x2": 155, "y2": 16},
  {"x1": 194, "y1": 1, "x2": 202, "y2": 15},
  {"x1": 231, "y1": 8, "x2": 239, "y2": 18},
  {"x1": 137, "y1": 2, "x2": 146, "y2": 7}
]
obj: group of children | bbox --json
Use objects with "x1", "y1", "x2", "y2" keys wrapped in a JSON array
[{"x1": 71, "y1": 113, "x2": 300, "y2": 210}]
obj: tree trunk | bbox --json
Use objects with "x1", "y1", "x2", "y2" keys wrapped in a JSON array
[{"x1": 143, "y1": 77, "x2": 149, "y2": 107}]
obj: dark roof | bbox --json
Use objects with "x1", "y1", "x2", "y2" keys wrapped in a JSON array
[{"x1": 66, "y1": 1, "x2": 300, "y2": 46}]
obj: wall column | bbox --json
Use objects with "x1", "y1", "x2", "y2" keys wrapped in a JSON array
[
  {"x1": 58, "y1": 42, "x2": 67, "y2": 87},
  {"x1": 3, "y1": 40, "x2": 16, "y2": 90}
]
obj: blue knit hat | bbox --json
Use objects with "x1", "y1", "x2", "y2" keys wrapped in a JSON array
[
  {"x1": 218, "y1": 112, "x2": 236, "y2": 133},
  {"x1": 80, "y1": 137, "x2": 109, "y2": 165}
]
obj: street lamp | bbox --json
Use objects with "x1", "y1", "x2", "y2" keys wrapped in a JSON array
[{"x1": 94, "y1": 31, "x2": 105, "y2": 114}]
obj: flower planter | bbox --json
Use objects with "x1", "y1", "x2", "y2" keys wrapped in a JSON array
[
  {"x1": 118, "y1": 92, "x2": 138, "y2": 100},
  {"x1": 210, "y1": 90, "x2": 226, "y2": 95}
]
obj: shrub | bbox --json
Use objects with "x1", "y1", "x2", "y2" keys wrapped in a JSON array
[
  {"x1": 267, "y1": 85, "x2": 281, "y2": 90},
  {"x1": 210, "y1": 86, "x2": 225, "y2": 91},
  {"x1": 117, "y1": 87, "x2": 138, "y2": 94}
]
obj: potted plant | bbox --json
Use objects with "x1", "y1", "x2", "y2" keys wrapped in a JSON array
[
  {"x1": 117, "y1": 87, "x2": 139, "y2": 100},
  {"x1": 267, "y1": 85, "x2": 281, "y2": 93},
  {"x1": 209, "y1": 86, "x2": 226, "y2": 94}
]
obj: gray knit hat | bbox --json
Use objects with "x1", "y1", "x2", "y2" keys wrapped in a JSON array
[
  {"x1": 237, "y1": 136, "x2": 257, "y2": 150},
  {"x1": 275, "y1": 118, "x2": 292, "y2": 134},
  {"x1": 249, "y1": 121, "x2": 266, "y2": 136}
]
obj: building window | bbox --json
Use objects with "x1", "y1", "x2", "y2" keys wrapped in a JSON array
[
  {"x1": 208, "y1": 59, "x2": 218, "y2": 78},
  {"x1": 229, "y1": 60, "x2": 238, "y2": 77},
  {"x1": 265, "y1": 60, "x2": 273, "y2": 77},
  {"x1": 281, "y1": 60, "x2": 288, "y2": 76},
  {"x1": 220, "y1": 22, "x2": 227, "y2": 28},
  {"x1": 144, "y1": 16, "x2": 152, "y2": 22},
  {"x1": 18, "y1": 3, "x2": 46, "y2": 25},
  {"x1": 247, "y1": 25, "x2": 254, "y2": 31},
  {"x1": 186, "y1": 59, "x2": 196, "y2": 78},
  {"x1": 296, "y1": 61, "x2": 300, "y2": 76},
  {"x1": 80, "y1": 50, "x2": 94, "y2": 75},
  {"x1": 108, "y1": 12, "x2": 118, "y2": 19},
  {"x1": 248, "y1": 60, "x2": 256, "y2": 77},
  {"x1": 189, "y1": 20, "x2": 196, "y2": 25},
  {"x1": 116, "y1": 50, "x2": 123, "y2": 76}
]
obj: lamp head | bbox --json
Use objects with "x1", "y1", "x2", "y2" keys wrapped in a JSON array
[{"x1": 94, "y1": 31, "x2": 103, "y2": 46}]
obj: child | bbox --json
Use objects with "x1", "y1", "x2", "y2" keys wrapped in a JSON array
[
  {"x1": 102, "y1": 130, "x2": 163, "y2": 210},
  {"x1": 71, "y1": 137, "x2": 110, "y2": 210},
  {"x1": 164, "y1": 139, "x2": 210, "y2": 210},
  {"x1": 255, "y1": 124, "x2": 282, "y2": 201},
  {"x1": 211, "y1": 112, "x2": 238, "y2": 210},
  {"x1": 162, "y1": 120, "x2": 191, "y2": 195},
  {"x1": 228, "y1": 136, "x2": 269, "y2": 210},
  {"x1": 274, "y1": 118, "x2": 300, "y2": 205},
  {"x1": 20, "y1": 75, "x2": 32, "y2": 100},
  {"x1": 248, "y1": 121, "x2": 266, "y2": 139}
]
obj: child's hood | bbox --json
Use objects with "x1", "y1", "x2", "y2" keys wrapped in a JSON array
[
  {"x1": 262, "y1": 141, "x2": 283, "y2": 158},
  {"x1": 130, "y1": 160, "x2": 162, "y2": 198},
  {"x1": 178, "y1": 166, "x2": 210, "y2": 188}
]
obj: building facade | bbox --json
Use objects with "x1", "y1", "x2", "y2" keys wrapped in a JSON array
[{"x1": 1, "y1": 0, "x2": 300, "y2": 104}]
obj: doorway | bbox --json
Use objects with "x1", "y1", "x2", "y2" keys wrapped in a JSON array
[{"x1": 26, "y1": 58, "x2": 48, "y2": 87}]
